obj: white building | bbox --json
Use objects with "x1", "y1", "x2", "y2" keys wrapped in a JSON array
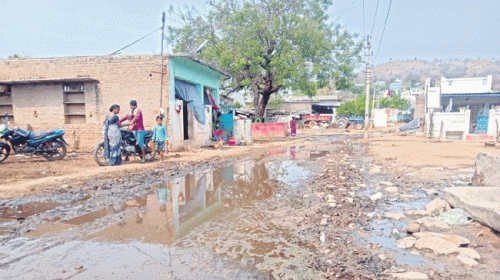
[{"x1": 440, "y1": 75, "x2": 492, "y2": 94}]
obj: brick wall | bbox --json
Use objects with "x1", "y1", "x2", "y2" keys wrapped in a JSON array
[{"x1": 0, "y1": 55, "x2": 170, "y2": 150}]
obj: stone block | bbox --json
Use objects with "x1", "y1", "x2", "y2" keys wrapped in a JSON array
[{"x1": 444, "y1": 187, "x2": 500, "y2": 232}]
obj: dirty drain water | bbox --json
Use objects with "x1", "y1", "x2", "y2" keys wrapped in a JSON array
[{"x1": 0, "y1": 146, "x2": 326, "y2": 279}]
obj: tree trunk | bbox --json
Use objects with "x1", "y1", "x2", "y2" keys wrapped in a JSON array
[{"x1": 257, "y1": 92, "x2": 271, "y2": 119}]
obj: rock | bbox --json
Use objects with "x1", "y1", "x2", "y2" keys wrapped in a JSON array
[
  {"x1": 406, "y1": 209, "x2": 430, "y2": 217},
  {"x1": 320, "y1": 218, "x2": 328, "y2": 225},
  {"x1": 325, "y1": 194, "x2": 335, "y2": 200},
  {"x1": 391, "y1": 272, "x2": 429, "y2": 280},
  {"x1": 396, "y1": 237, "x2": 417, "y2": 249},
  {"x1": 400, "y1": 194, "x2": 417, "y2": 200},
  {"x1": 385, "y1": 213, "x2": 406, "y2": 220},
  {"x1": 326, "y1": 185, "x2": 335, "y2": 190},
  {"x1": 61, "y1": 184, "x2": 70, "y2": 188},
  {"x1": 385, "y1": 187, "x2": 399, "y2": 193},
  {"x1": 345, "y1": 197, "x2": 354, "y2": 204},
  {"x1": 393, "y1": 229, "x2": 400, "y2": 234},
  {"x1": 320, "y1": 232, "x2": 326, "y2": 243},
  {"x1": 406, "y1": 222, "x2": 420, "y2": 233},
  {"x1": 410, "y1": 250, "x2": 420, "y2": 255},
  {"x1": 416, "y1": 217, "x2": 450, "y2": 229},
  {"x1": 457, "y1": 254, "x2": 478, "y2": 266},
  {"x1": 369, "y1": 167, "x2": 381, "y2": 174},
  {"x1": 328, "y1": 202, "x2": 336, "y2": 208},
  {"x1": 425, "y1": 198, "x2": 451, "y2": 215},
  {"x1": 442, "y1": 234, "x2": 470, "y2": 247},
  {"x1": 423, "y1": 188, "x2": 438, "y2": 195},
  {"x1": 413, "y1": 232, "x2": 469, "y2": 247},
  {"x1": 471, "y1": 153, "x2": 500, "y2": 186},
  {"x1": 459, "y1": 248, "x2": 481, "y2": 260},
  {"x1": 414, "y1": 236, "x2": 459, "y2": 255},
  {"x1": 379, "y1": 181, "x2": 394, "y2": 187},
  {"x1": 303, "y1": 194, "x2": 309, "y2": 198},
  {"x1": 370, "y1": 192, "x2": 384, "y2": 201},
  {"x1": 444, "y1": 187, "x2": 500, "y2": 232}
]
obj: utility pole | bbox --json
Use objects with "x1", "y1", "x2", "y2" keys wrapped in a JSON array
[
  {"x1": 159, "y1": 11, "x2": 166, "y2": 109},
  {"x1": 371, "y1": 77, "x2": 377, "y2": 124},
  {"x1": 364, "y1": 36, "x2": 371, "y2": 139}
]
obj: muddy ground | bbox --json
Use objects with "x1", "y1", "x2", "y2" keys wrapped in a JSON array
[{"x1": 1, "y1": 130, "x2": 500, "y2": 279}]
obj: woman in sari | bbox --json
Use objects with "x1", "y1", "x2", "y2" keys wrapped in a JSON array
[{"x1": 104, "y1": 104, "x2": 124, "y2": 166}]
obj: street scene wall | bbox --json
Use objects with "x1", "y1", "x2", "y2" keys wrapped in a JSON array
[{"x1": 0, "y1": 55, "x2": 169, "y2": 149}]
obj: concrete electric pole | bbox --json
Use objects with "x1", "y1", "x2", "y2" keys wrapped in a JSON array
[
  {"x1": 364, "y1": 36, "x2": 371, "y2": 139},
  {"x1": 160, "y1": 11, "x2": 166, "y2": 109}
]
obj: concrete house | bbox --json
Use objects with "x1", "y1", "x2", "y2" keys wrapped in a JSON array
[{"x1": 0, "y1": 54, "x2": 229, "y2": 150}]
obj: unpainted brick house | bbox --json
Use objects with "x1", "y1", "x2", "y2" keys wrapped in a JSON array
[{"x1": 0, "y1": 54, "x2": 229, "y2": 151}]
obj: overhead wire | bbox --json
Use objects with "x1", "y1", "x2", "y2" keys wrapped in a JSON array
[
  {"x1": 374, "y1": 0, "x2": 393, "y2": 62},
  {"x1": 370, "y1": 0, "x2": 380, "y2": 35},
  {"x1": 110, "y1": 27, "x2": 161, "y2": 55},
  {"x1": 362, "y1": 0, "x2": 365, "y2": 37}
]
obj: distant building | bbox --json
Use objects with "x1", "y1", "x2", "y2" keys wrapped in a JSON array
[
  {"x1": 438, "y1": 75, "x2": 500, "y2": 133},
  {"x1": 441, "y1": 75, "x2": 492, "y2": 94},
  {"x1": 389, "y1": 80, "x2": 402, "y2": 91}
]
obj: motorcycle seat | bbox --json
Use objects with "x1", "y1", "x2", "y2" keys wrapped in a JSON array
[{"x1": 30, "y1": 130, "x2": 59, "y2": 141}]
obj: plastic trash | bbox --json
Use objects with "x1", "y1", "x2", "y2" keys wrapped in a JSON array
[
  {"x1": 437, "y1": 208, "x2": 473, "y2": 225},
  {"x1": 399, "y1": 118, "x2": 422, "y2": 132}
]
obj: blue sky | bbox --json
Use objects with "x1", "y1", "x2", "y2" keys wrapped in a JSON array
[{"x1": 1, "y1": 0, "x2": 499, "y2": 65}]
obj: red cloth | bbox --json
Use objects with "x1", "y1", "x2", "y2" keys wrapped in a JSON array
[{"x1": 207, "y1": 93, "x2": 220, "y2": 111}]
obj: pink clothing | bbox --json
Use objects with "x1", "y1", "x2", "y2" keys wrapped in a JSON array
[{"x1": 119, "y1": 109, "x2": 145, "y2": 131}]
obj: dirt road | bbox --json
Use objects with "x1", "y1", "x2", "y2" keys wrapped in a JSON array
[{"x1": 1, "y1": 130, "x2": 499, "y2": 279}]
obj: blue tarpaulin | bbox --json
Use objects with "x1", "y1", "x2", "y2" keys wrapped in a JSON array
[{"x1": 175, "y1": 79, "x2": 206, "y2": 124}]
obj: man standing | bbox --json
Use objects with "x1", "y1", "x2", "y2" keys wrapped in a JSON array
[{"x1": 120, "y1": 100, "x2": 146, "y2": 163}]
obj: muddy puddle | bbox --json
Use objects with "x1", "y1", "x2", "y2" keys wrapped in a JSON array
[{"x1": 0, "y1": 145, "x2": 331, "y2": 279}]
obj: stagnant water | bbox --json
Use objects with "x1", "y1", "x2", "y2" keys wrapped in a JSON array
[{"x1": 0, "y1": 145, "x2": 330, "y2": 279}]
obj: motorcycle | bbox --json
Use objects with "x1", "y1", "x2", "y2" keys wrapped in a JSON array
[
  {"x1": 93, "y1": 128, "x2": 156, "y2": 166},
  {"x1": 0, "y1": 123, "x2": 69, "y2": 163}
]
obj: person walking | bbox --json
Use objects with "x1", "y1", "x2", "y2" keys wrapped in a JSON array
[
  {"x1": 120, "y1": 100, "x2": 146, "y2": 163},
  {"x1": 104, "y1": 104, "x2": 125, "y2": 166},
  {"x1": 153, "y1": 115, "x2": 168, "y2": 163}
]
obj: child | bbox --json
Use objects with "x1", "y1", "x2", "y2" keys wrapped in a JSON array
[{"x1": 152, "y1": 116, "x2": 168, "y2": 162}]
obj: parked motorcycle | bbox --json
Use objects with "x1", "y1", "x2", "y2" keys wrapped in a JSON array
[
  {"x1": 93, "y1": 129, "x2": 156, "y2": 166},
  {"x1": 0, "y1": 124, "x2": 69, "y2": 163}
]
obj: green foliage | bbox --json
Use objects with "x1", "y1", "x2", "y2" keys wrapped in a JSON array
[
  {"x1": 167, "y1": 0, "x2": 363, "y2": 117},
  {"x1": 378, "y1": 96, "x2": 411, "y2": 110},
  {"x1": 336, "y1": 97, "x2": 368, "y2": 116},
  {"x1": 233, "y1": 101, "x2": 244, "y2": 108}
]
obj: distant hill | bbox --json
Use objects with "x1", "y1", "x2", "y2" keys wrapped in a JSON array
[{"x1": 356, "y1": 59, "x2": 500, "y2": 91}]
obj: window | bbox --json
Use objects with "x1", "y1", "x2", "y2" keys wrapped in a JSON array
[
  {"x1": 0, "y1": 85, "x2": 14, "y2": 124},
  {"x1": 63, "y1": 83, "x2": 86, "y2": 124},
  {"x1": 448, "y1": 81, "x2": 453, "y2": 86}
]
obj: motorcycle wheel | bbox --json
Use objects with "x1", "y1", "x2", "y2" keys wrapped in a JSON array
[
  {"x1": 93, "y1": 142, "x2": 109, "y2": 166},
  {"x1": 355, "y1": 122, "x2": 364, "y2": 130},
  {"x1": 43, "y1": 139, "x2": 67, "y2": 161},
  {"x1": 0, "y1": 145, "x2": 10, "y2": 163}
]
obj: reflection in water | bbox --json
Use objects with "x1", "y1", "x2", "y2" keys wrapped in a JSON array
[
  {"x1": 16, "y1": 148, "x2": 317, "y2": 245},
  {"x1": 84, "y1": 159, "x2": 282, "y2": 245}
]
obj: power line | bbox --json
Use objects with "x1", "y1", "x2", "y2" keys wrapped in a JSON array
[
  {"x1": 374, "y1": 0, "x2": 393, "y2": 62},
  {"x1": 370, "y1": 0, "x2": 380, "y2": 35},
  {"x1": 110, "y1": 27, "x2": 161, "y2": 55},
  {"x1": 362, "y1": 0, "x2": 365, "y2": 37}
]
